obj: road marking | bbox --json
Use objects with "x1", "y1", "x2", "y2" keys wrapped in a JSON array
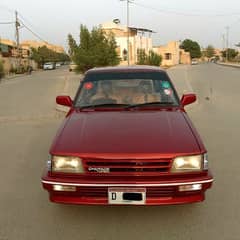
[{"x1": 184, "y1": 66, "x2": 194, "y2": 93}]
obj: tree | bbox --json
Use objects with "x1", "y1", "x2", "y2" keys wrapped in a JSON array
[
  {"x1": 180, "y1": 39, "x2": 202, "y2": 59},
  {"x1": 67, "y1": 34, "x2": 77, "y2": 57},
  {"x1": 147, "y1": 50, "x2": 162, "y2": 66},
  {"x1": 222, "y1": 48, "x2": 238, "y2": 60},
  {"x1": 31, "y1": 46, "x2": 69, "y2": 68},
  {"x1": 69, "y1": 25, "x2": 120, "y2": 73},
  {"x1": 204, "y1": 45, "x2": 215, "y2": 58},
  {"x1": 137, "y1": 49, "x2": 162, "y2": 66},
  {"x1": 137, "y1": 49, "x2": 147, "y2": 65}
]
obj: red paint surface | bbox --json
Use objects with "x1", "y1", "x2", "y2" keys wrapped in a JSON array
[{"x1": 42, "y1": 66, "x2": 213, "y2": 205}]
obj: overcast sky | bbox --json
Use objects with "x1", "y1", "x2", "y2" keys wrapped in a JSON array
[{"x1": 0, "y1": 0, "x2": 240, "y2": 50}]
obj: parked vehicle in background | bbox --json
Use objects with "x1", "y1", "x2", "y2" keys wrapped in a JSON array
[
  {"x1": 191, "y1": 59, "x2": 198, "y2": 65},
  {"x1": 56, "y1": 63, "x2": 61, "y2": 68},
  {"x1": 43, "y1": 62, "x2": 55, "y2": 70},
  {"x1": 69, "y1": 62, "x2": 77, "y2": 72},
  {"x1": 42, "y1": 66, "x2": 213, "y2": 206}
]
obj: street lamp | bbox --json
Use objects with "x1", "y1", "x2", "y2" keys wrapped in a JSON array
[{"x1": 120, "y1": 0, "x2": 132, "y2": 66}]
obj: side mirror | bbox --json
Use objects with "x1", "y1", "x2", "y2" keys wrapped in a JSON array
[
  {"x1": 181, "y1": 94, "x2": 196, "y2": 106},
  {"x1": 56, "y1": 96, "x2": 73, "y2": 107}
]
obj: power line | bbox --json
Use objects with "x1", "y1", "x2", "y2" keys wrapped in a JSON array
[
  {"x1": 131, "y1": 1, "x2": 240, "y2": 17},
  {"x1": 0, "y1": 21, "x2": 14, "y2": 24},
  {"x1": 18, "y1": 12, "x2": 47, "y2": 39},
  {"x1": 0, "y1": 5, "x2": 48, "y2": 42},
  {"x1": 18, "y1": 18, "x2": 48, "y2": 42}
]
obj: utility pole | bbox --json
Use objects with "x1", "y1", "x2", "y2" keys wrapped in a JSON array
[
  {"x1": 222, "y1": 34, "x2": 225, "y2": 50},
  {"x1": 15, "y1": 11, "x2": 21, "y2": 70},
  {"x1": 120, "y1": 0, "x2": 131, "y2": 66},
  {"x1": 225, "y1": 26, "x2": 229, "y2": 62}
]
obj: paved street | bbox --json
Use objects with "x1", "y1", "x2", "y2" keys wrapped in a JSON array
[{"x1": 0, "y1": 64, "x2": 240, "y2": 240}]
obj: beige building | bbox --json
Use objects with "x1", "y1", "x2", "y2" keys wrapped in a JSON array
[
  {"x1": 0, "y1": 38, "x2": 16, "y2": 47},
  {"x1": 153, "y1": 41, "x2": 191, "y2": 67},
  {"x1": 101, "y1": 21, "x2": 154, "y2": 65},
  {"x1": 20, "y1": 40, "x2": 65, "y2": 53}
]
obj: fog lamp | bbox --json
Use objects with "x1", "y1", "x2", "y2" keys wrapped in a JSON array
[
  {"x1": 53, "y1": 185, "x2": 76, "y2": 192},
  {"x1": 178, "y1": 184, "x2": 202, "y2": 192}
]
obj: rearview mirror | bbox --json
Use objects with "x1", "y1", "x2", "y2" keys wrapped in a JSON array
[
  {"x1": 181, "y1": 94, "x2": 196, "y2": 106},
  {"x1": 56, "y1": 96, "x2": 73, "y2": 107}
]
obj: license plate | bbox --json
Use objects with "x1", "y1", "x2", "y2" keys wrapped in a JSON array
[{"x1": 108, "y1": 188, "x2": 146, "y2": 205}]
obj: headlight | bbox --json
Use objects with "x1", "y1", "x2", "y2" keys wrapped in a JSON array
[
  {"x1": 52, "y1": 156, "x2": 84, "y2": 173},
  {"x1": 171, "y1": 154, "x2": 203, "y2": 173}
]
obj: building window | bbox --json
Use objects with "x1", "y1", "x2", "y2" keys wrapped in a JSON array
[{"x1": 165, "y1": 53, "x2": 172, "y2": 60}]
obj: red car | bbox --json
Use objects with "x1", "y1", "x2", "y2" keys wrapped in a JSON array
[{"x1": 42, "y1": 66, "x2": 213, "y2": 205}]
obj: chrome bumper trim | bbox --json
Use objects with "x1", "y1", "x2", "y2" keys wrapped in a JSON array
[{"x1": 42, "y1": 179, "x2": 213, "y2": 187}]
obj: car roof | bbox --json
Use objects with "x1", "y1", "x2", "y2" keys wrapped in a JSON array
[{"x1": 85, "y1": 65, "x2": 166, "y2": 74}]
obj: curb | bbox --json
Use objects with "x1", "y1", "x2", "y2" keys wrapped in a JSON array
[
  {"x1": 55, "y1": 105, "x2": 69, "y2": 113},
  {"x1": 1, "y1": 74, "x2": 25, "y2": 82},
  {"x1": 217, "y1": 62, "x2": 240, "y2": 68},
  {"x1": 1, "y1": 70, "x2": 43, "y2": 83}
]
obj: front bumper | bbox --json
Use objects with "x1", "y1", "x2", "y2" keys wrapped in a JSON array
[{"x1": 42, "y1": 172, "x2": 213, "y2": 205}]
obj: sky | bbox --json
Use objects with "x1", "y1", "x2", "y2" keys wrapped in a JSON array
[{"x1": 0, "y1": 0, "x2": 240, "y2": 50}]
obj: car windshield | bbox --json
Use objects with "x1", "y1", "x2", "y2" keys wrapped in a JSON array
[{"x1": 74, "y1": 71, "x2": 179, "y2": 108}]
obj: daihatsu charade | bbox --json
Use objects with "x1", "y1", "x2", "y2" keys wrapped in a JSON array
[{"x1": 42, "y1": 66, "x2": 213, "y2": 205}]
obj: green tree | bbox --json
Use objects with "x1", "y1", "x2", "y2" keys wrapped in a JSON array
[
  {"x1": 137, "y1": 49, "x2": 147, "y2": 65},
  {"x1": 180, "y1": 39, "x2": 202, "y2": 58},
  {"x1": 31, "y1": 46, "x2": 69, "y2": 68},
  {"x1": 137, "y1": 49, "x2": 162, "y2": 66},
  {"x1": 147, "y1": 50, "x2": 162, "y2": 66},
  {"x1": 67, "y1": 34, "x2": 78, "y2": 57},
  {"x1": 0, "y1": 60, "x2": 5, "y2": 79},
  {"x1": 204, "y1": 45, "x2": 215, "y2": 58},
  {"x1": 222, "y1": 48, "x2": 238, "y2": 60},
  {"x1": 69, "y1": 25, "x2": 120, "y2": 73}
]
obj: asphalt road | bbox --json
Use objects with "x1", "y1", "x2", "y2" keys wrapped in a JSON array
[{"x1": 0, "y1": 64, "x2": 239, "y2": 240}]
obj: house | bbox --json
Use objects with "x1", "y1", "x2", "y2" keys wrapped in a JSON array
[
  {"x1": 0, "y1": 39, "x2": 16, "y2": 57},
  {"x1": 0, "y1": 39, "x2": 20, "y2": 73},
  {"x1": 153, "y1": 41, "x2": 191, "y2": 67},
  {"x1": 101, "y1": 21, "x2": 154, "y2": 65},
  {"x1": 0, "y1": 38, "x2": 66, "y2": 74}
]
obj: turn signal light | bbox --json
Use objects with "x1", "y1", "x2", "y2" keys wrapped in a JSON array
[
  {"x1": 178, "y1": 184, "x2": 202, "y2": 192},
  {"x1": 53, "y1": 185, "x2": 76, "y2": 192}
]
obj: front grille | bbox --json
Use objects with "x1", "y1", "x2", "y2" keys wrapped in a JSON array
[
  {"x1": 78, "y1": 187, "x2": 107, "y2": 197},
  {"x1": 147, "y1": 186, "x2": 176, "y2": 197},
  {"x1": 74, "y1": 186, "x2": 175, "y2": 198},
  {"x1": 84, "y1": 158, "x2": 172, "y2": 175}
]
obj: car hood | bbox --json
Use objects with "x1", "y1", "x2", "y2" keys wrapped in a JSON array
[{"x1": 51, "y1": 110, "x2": 201, "y2": 156}]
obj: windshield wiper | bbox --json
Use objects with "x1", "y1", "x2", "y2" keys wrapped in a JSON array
[
  {"x1": 79, "y1": 103, "x2": 130, "y2": 110},
  {"x1": 125, "y1": 101, "x2": 174, "y2": 109}
]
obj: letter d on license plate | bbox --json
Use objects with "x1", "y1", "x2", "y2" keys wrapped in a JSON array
[{"x1": 108, "y1": 188, "x2": 146, "y2": 205}]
